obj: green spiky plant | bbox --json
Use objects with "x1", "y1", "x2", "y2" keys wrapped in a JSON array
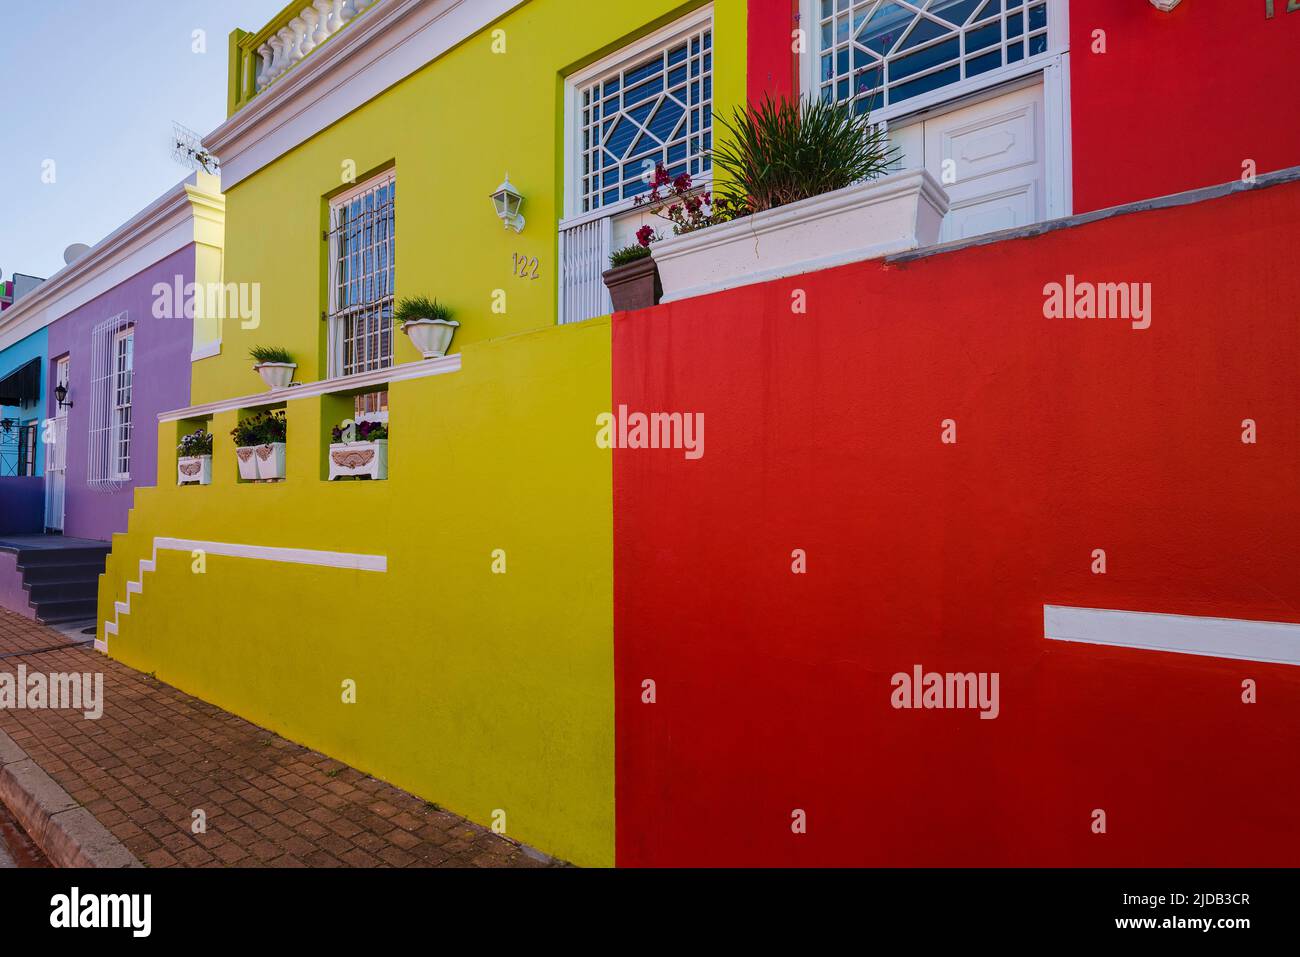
[
  {"x1": 395, "y1": 296, "x2": 453, "y2": 326},
  {"x1": 609, "y1": 244, "x2": 653, "y2": 269},
  {"x1": 249, "y1": 345, "x2": 293, "y2": 364},
  {"x1": 710, "y1": 94, "x2": 899, "y2": 215}
]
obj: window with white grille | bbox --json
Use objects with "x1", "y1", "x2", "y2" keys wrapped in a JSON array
[
  {"x1": 110, "y1": 328, "x2": 133, "y2": 480},
  {"x1": 88, "y1": 313, "x2": 133, "y2": 490},
  {"x1": 813, "y1": 0, "x2": 1050, "y2": 111},
  {"x1": 327, "y1": 171, "x2": 396, "y2": 379},
  {"x1": 575, "y1": 17, "x2": 713, "y2": 215}
]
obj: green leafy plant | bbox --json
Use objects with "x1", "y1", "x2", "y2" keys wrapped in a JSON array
[
  {"x1": 231, "y1": 410, "x2": 287, "y2": 447},
  {"x1": 249, "y1": 345, "x2": 293, "y2": 365},
  {"x1": 710, "y1": 94, "x2": 899, "y2": 215},
  {"x1": 609, "y1": 243, "x2": 653, "y2": 269},
  {"x1": 395, "y1": 296, "x2": 453, "y2": 326},
  {"x1": 331, "y1": 419, "x2": 388, "y2": 443},
  {"x1": 176, "y1": 429, "x2": 213, "y2": 457}
]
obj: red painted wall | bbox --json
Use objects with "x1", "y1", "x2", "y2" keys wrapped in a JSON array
[
  {"x1": 1070, "y1": 0, "x2": 1300, "y2": 212},
  {"x1": 746, "y1": 0, "x2": 798, "y2": 103},
  {"x1": 612, "y1": 179, "x2": 1300, "y2": 865}
]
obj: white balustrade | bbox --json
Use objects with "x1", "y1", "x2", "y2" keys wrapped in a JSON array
[{"x1": 251, "y1": 0, "x2": 381, "y2": 94}]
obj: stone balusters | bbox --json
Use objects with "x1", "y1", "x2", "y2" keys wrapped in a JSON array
[{"x1": 252, "y1": 0, "x2": 382, "y2": 93}]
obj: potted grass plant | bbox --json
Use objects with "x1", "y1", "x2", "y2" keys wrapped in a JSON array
[
  {"x1": 176, "y1": 429, "x2": 213, "y2": 486},
  {"x1": 328, "y1": 418, "x2": 388, "y2": 481},
  {"x1": 397, "y1": 297, "x2": 459, "y2": 358},
  {"x1": 231, "y1": 410, "x2": 287, "y2": 481},
  {"x1": 250, "y1": 345, "x2": 297, "y2": 390},
  {"x1": 648, "y1": 95, "x2": 949, "y2": 303},
  {"x1": 602, "y1": 226, "x2": 663, "y2": 311}
]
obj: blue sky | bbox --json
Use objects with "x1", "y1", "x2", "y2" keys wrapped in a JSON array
[{"x1": 0, "y1": 0, "x2": 283, "y2": 283}]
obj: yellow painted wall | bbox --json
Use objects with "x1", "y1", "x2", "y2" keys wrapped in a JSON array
[
  {"x1": 192, "y1": 0, "x2": 745, "y2": 405},
  {"x1": 100, "y1": 318, "x2": 614, "y2": 865}
]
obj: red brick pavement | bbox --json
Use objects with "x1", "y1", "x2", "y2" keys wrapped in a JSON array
[{"x1": 0, "y1": 608, "x2": 557, "y2": 867}]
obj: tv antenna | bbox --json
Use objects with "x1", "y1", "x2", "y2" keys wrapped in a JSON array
[{"x1": 171, "y1": 121, "x2": 219, "y2": 174}]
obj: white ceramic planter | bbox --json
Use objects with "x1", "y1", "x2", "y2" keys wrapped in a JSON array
[
  {"x1": 328, "y1": 439, "x2": 388, "y2": 481},
  {"x1": 653, "y1": 169, "x2": 950, "y2": 304},
  {"x1": 254, "y1": 361, "x2": 297, "y2": 390},
  {"x1": 402, "y1": 318, "x2": 459, "y2": 359},
  {"x1": 177, "y1": 455, "x2": 212, "y2": 486},
  {"x1": 235, "y1": 445, "x2": 260, "y2": 481},
  {"x1": 254, "y1": 442, "x2": 287, "y2": 480}
]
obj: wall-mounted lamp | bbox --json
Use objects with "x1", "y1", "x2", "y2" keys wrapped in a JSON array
[
  {"x1": 490, "y1": 174, "x2": 526, "y2": 233},
  {"x1": 0, "y1": 418, "x2": 13, "y2": 433},
  {"x1": 55, "y1": 384, "x2": 72, "y2": 409}
]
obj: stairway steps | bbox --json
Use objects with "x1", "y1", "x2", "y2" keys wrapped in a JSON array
[
  {"x1": 19, "y1": 561, "x2": 106, "y2": 583},
  {"x1": 26, "y1": 580, "x2": 99, "y2": 604},
  {"x1": 33, "y1": 598, "x2": 98, "y2": 625}
]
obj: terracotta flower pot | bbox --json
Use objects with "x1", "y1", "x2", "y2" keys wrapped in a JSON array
[{"x1": 602, "y1": 255, "x2": 663, "y2": 312}]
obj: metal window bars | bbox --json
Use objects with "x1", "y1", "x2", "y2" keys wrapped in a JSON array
[
  {"x1": 327, "y1": 173, "x2": 395, "y2": 415},
  {"x1": 88, "y1": 312, "x2": 133, "y2": 491}
]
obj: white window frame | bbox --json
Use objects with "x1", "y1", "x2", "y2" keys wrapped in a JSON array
[
  {"x1": 561, "y1": 4, "x2": 716, "y2": 229},
  {"x1": 798, "y1": 0, "x2": 1072, "y2": 217},
  {"x1": 326, "y1": 169, "x2": 397, "y2": 380},
  {"x1": 110, "y1": 326, "x2": 134, "y2": 482}
]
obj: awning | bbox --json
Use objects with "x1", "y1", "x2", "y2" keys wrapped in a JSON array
[{"x1": 0, "y1": 358, "x2": 41, "y2": 406}]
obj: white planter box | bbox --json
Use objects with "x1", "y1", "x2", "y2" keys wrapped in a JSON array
[
  {"x1": 254, "y1": 361, "x2": 297, "y2": 390},
  {"x1": 254, "y1": 442, "x2": 287, "y2": 480},
  {"x1": 177, "y1": 455, "x2": 212, "y2": 486},
  {"x1": 402, "y1": 318, "x2": 459, "y2": 359},
  {"x1": 328, "y1": 439, "x2": 388, "y2": 481},
  {"x1": 235, "y1": 445, "x2": 260, "y2": 481},
  {"x1": 653, "y1": 169, "x2": 950, "y2": 304}
]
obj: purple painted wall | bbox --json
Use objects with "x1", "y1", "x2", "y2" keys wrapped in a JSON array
[{"x1": 44, "y1": 245, "x2": 195, "y2": 542}]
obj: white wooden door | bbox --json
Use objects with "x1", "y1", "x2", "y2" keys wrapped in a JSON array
[
  {"x1": 890, "y1": 81, "x2": 1046, "y2": 243},
  {"x1": 45, "y1": 356, "x2": 69, "y2": 532}
]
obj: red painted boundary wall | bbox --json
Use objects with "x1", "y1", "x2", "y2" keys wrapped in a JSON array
[{"x1": 612, "y1": 179, "x2": 1300, "y2": 866}]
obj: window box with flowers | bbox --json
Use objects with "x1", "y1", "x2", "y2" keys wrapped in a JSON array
[
  {"x1": 328, "y1": 419, "x2": 388, "y2": 481},
  {"x1": 176, "y1": 429, "x2": 213, "y2": 486},
  {"x1": 645, "y1": 96, "x2": 949, "y2": 304},
  {"x1": 231, "y1": 411, "x2": 288, "y2": 481}
]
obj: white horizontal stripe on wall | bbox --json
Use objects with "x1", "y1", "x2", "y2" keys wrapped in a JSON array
[
  {"x1": 155, "y1": 537, "x2": 386, "y2": 572},
  {"x1": 1044, "y1": 605, "x2": 1300, "y2": 666}
]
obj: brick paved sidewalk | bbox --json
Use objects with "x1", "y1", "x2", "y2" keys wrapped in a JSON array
[{"x1": 0, "y1": 609, "x2": 556, "y2": 867}]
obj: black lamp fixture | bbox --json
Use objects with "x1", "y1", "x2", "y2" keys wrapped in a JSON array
[
  {"x1": 0, "y1": 418, "x2": 13, "y2": 432},
  {"x1": 55, "y1": 383, "x2": 72, "y2": 409}
]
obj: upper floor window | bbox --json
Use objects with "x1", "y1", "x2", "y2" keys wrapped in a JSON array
[
  {"x1": 813, "y1": 0, "x2": 1050, "y2": 112},
  {"x1": 573, "y1": 12, "x2": 713, "y2": 216},
  {"x1": 327, "y1": 171, "x2": 396, "y2": 378}
]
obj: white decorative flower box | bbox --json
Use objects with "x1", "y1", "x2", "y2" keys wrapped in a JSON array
[
  {"x1": 328, "y1": 440, "x2": 387, "y2": 481},
  {"x1": 254, "y1": 361, "x2": 297, "y2": 390},
  {"x1": 402, "y1": 318, "x2": 459, "y2": 358},
  {"x1": 652, "y1": 168, "x2": 950, "y2": 304},
  {"x1": 177, "y1": 455, "x2": 212, "y2": 486},
  {"x1": 254, "y1": 442, "x2": 286, "y2": 480},
  {"x1": 235, "y1": 445, "x2": 260, "y2": 481}
]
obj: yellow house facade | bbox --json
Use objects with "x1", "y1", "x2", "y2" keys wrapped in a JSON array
[{"x1": 96, "y1": 0, "x2": 746, "y2": 867}]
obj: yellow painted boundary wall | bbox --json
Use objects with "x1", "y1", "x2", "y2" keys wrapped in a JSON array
[{"x1": 98, "y1": 318, "x2": 614, "y2": 866}]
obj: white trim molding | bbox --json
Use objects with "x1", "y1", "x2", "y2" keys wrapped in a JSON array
[
  {"x1": 98, "y1": 536, "x2": 387, "y2": 653},
  {"x1": 0, "y1": 172, "x2": 223, "y2": 353},
  {"x1": 159, "y1": 352, "x2": 460, "y2": 422},
  {"x1": 1044, "y1": 605, "x2": 1300, "y2": 667},
  {"x1": 190, "y1": 341, "x2": 222, "y2": 362},
  {"x1": 205, "y1": 0, "x2": 527, "y2": 190}
]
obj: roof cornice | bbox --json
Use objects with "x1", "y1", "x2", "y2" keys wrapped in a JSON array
[{"x1": 203, "y1": 0, "x2": 526, "y2": 190}]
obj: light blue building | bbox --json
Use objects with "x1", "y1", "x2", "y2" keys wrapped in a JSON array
[{"x1": 0, "y1": 326, "x2": 48, "y2": 533}]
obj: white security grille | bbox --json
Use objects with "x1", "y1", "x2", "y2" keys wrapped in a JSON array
[
  {"x1": 578, "y1": 23, "x2": 713, "y2": 214},
  {"x1": 88, "y1": 312, "x2": 132, "y2": 491},
  {"x1": 327, "y1": 171, "x2": 396, "y2": 378},
  {"x1": 558, "y1": 217, "x2": 614, "y2": 326},
  {"x1": 815, "y1": 0, "x2": 1050, "y2": 111}
]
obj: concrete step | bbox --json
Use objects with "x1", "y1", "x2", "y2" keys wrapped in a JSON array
[
  {"x1": 18, "y1": 562, "x2": 105, "y2": 584},
  {"x1": 14, "y1": 547, "x2": 109, "y2": 569},
  {"x1": 25, "y1": 580, "x2": 98, "y2": 604},
  {"x1": 33, "y1": 598, "x2": 98, "y2": 625}
]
